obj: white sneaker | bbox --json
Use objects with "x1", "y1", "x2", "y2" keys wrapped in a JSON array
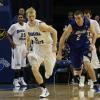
[
  {"x1": 88, "y1": 79, "x2": 94, "y2": 89},
  {"x1": 40, "y1": 88, "x2": 50, "y2": 98},
  {"x1": 19, "y1": 77, "x2": 27, "y2": 86},
  {"x1": 13, "y1": 79, "x2": 20, "y2": 87},
  {"x1": 79, "y1": 76, "x2": 85, "y2": 88}
]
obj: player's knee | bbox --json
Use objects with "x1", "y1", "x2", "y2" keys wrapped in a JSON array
[
  {"x1": 45, "y1": 70, "x2": 53, "y2": 79},
  {"x1": 45, "y1": 73, "x2": 52, "y2": 79},
  {"x1": 83, "y1": 61, "x2": 90, "y2": 69},
  {"x1": 73, "y1": 68, "x2": 82, "y2": 76}
]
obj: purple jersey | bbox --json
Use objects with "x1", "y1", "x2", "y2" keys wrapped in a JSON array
[
  {"x1": 67, "y1": 17, "x2": 91, "y2": 68},
  {"x1": 68, "y1": 16, "x2": 90, "y2": 48}
]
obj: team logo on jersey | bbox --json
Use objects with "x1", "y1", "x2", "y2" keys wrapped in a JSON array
[
  {"x1": 75, "y1": 30, "x2": 87, "y2": 35},
  {"x1": 0, "y1": 58, "x2": 10, "y2": 71},
  {"x1": 17, "y1": 29, "x2": 25, "y2": 33},
  {"x1": 0, "y1": 29, "x2": 6, "y2": 40},
  {"x1": 28, "y1": 32, "x2": 41, "y2": 36}
]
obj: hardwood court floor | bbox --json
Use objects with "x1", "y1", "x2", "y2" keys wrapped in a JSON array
[{"x1": 0, "y1": 84, "x2": 100, "y2": 100}]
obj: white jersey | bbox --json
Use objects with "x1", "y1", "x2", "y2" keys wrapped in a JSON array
[
  {"x1": 90, "y1": 19, "x2": 100, "y2": 34},
  {"x1": 27, "y1": 20, "x2": 56, "y2": 78},
  {"x1": 26, "y1": 19, "x2": 53, "y2": 46},
  {"x1": 8, "y1": 22, "x2": 26, "y2": 45},
  {"x1": 89, "y1": 19, "x2": 100, "y2": 69}
]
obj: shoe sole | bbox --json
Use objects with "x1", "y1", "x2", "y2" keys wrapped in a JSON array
[{"x1": 40, "y1": 93, "x2": 50, "y2": 98}]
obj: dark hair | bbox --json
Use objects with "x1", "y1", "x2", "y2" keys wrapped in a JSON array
[
  {"x1": 84, "y1": 9, "x2": 91, "y2": 15},
  {"x1": 74, "y1": 10, "x2": 83, "y2": 16},
  {"x1": 68, "y1": 12, "x2": 73, "y2": 16},
  {"x1": 18, "y1": 14, "x2": 24, "y2": 17}
]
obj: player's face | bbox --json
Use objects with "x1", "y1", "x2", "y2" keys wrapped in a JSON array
[
  {"x1": 19, "y1": 8, "x2": 25, "y2": 15},
  {"x1": 84, "y1": 13, "x2": 91, "y2": 19},
  {"x1": 74, "y1": 14, "x2": 83, "y2": 26},
  {"x1": 18, "y1": 15, "x2": 24, "y2": 23},
  {"x1": 28, "y1": 13, "x2": 36, "y2": 22},
  {"x1": 95, "y1": 16, "x2": 100, "y2": 21}
]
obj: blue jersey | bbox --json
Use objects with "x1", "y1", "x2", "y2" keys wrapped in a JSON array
[{"x1": 68, "y1": 16, "x2": 90, "y2": 48}]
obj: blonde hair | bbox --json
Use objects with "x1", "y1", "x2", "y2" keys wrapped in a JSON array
[{"x1": 26, "y1": 7, "x2": 36, "y2": 17}]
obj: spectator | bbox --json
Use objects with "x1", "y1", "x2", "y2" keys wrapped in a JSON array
[
  {"x1": 94, "y1": 15, "x2": 100, "y2": 25},
  {"x1": 63, "y1": 11, "x2": 73, "y2": 31},
  {"x1": 12, "y1": 8, "x2": 27, "y2": 24}
]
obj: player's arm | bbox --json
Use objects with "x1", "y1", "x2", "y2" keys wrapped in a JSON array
[
  {"x1": 89, "y1": 24, "x2": 97, "y2": 45},
  {"x1": 7, "y1": 25, "x2": 16, "y2": 49},
  {"x1": 57, "y1": 24, "x2": 72, "y2": 60},
  {"x1": 94, "y1": 21, "x2": 100, "y2": 39},
  {"x1": 26, "y1": 33, "x2": 31, "y2": 51},
  {"x1": 39, "y1": 22, "x2": 57, "y2": 52},
  {"x1": 6, "y1": 33, "x2": 16, "y2": 49},
  {"x1": 97, "y1": 34, "x2": 100, "y2": 38}
]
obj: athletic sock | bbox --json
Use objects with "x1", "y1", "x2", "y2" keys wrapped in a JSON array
[
  {"x1": 39, "y1": 83, "x2": 45, "y2": 88},
  {"x1": 93, "y1": 80, "x2": 97, "y2": 85},
  {"x1": 19, "y1": 68, "x2": 24, "y2": 77},
  {"x1": 14, "y1": 69, "x2": 20, "y2": 79}
]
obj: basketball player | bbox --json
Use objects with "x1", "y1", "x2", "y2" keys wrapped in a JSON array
[
  {"x1": 57, "y1": 10, "x2": 100, "y2": 92},
  {"x1": 83, "y1": 9, "x2": 100, "y2": 88},
  {"x1": 25, "y1": 7, "x2": 57, "y2": 98},
  {"x1": 7, "y1": 14, "x2": 27, "y2": 87}
]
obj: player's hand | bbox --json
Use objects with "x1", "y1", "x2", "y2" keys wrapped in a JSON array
[
  {"x1": 89, "y1": 44, "x2": 94, "y2": 51},
  {"x1": 11, "y1": 42, "x2": 16, "y2": 49},
  {"x1": 23, "y1": 48, "x2": 29, "y2": 58},
  {"x1": 57, "y1": 51, "x2": 62, "y2": 60}
]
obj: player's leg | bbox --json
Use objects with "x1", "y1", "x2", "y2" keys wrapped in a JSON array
[
  {"x1": 88, "y1": 46, "x2": 100, "y2": 88},
  {"x1": 13, "y1": 69, "x2": 20, "y2": 87},
  {"x1": 12, "y1": 47, "x2": 21, "y2": 87},
  {"x1": 44, "y1": 52, "x2": 56, "y2": 79},
  {"x1": 72, "y1": 68, "x2": 85, "y2": 87},
  {"x1": 19, "y1": 44, "x2": 27, "y2": 86},
  {"x1": 28, "y1": 52, "x2": 43, "y2": 84},
  {"x1": 28, "y1": 52, "x2": 48, "y2": 97},
  {"x1": 70, "y1": 48, "x2": 84, "y2": 87},
  {"x1": 39, "y1": 52, "x2": 56, "y2": 98},
  {"x1": 19, "y1": 58, "x2": 27, "y2": 86},
  {"x1": 70, "y1": 48, "x2": 82, "y2": 83},
  {"x1": 83, "y1": 51, "x2": 100, "y2": 92}
]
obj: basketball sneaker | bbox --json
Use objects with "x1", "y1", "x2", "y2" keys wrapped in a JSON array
[
  {"x1": 79, "y1": 76, "x2": 85, "y2": 88},
  {"x1": 13, "y1": 79, "x2": 20, "y2": 87},
  {"x1": 93, "y1": 84, "x2": 100, "y2": 93},
  {"x1": 40, "y1": 88, "x2": 50, "y2": 98},
  {"x1": 88, "y1": 79, "x2": 94, "y2": 89},
  {"x1": 19, "y1": 77, "x2": 27, "y2": 86}
]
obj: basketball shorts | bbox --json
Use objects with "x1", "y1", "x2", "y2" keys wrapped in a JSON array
[
  {"x1": 69, "y1": 46, "x2": 91, "y2": 69},
  {"x1": 28, "y1": 44, "x2": 56, "y2": 78},
  {"x1": 11, "y1": 44, "x2": 26, "y2": 69}
]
